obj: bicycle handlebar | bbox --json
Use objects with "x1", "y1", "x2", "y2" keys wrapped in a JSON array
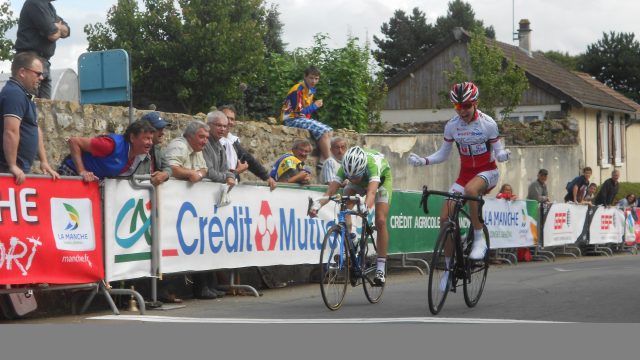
[
  {"x1": 307, "y1": 194, "x2": 366, "y2": 216},
  {"x1": 420, "y1": 186, "x2": 484, "y2": 214}
]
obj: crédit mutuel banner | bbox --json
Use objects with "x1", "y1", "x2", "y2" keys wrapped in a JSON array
[
  {"x1": 103, "y1": 179, "x2": 335, "y2": 280},
  {"x1": 0, "y1": 176, "x2": 103, "y2": 285},
  {"x1": 157, "y1": 181, "x2": 335, "y2": 273}
]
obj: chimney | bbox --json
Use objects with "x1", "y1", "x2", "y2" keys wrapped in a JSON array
[{"x1": 518, "y1": 19, "x2": 532, "y2": 55}]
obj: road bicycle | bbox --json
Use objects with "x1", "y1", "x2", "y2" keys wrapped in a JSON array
[
  {"x1": 308, "y1": 194, "x2": 384, "y2": 310},
  {"x1": 420, "y1": 186, "x2": 489, "y2": 315}
]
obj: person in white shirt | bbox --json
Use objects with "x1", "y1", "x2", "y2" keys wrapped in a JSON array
[{"x1": 320, "y1": 137, "x2": 348, "y2": 185}]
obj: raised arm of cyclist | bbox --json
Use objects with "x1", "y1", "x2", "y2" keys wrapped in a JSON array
[{"x1": 408, "y1": 82, "x2": 510, "y2": 260}]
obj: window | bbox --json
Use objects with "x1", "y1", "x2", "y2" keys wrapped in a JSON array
[{"x1": 597, "y1": 112, "x2": 625, "y2": 166}]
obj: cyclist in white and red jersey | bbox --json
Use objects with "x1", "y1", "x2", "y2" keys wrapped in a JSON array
[{"x1": 408, "y1": 82, "x2": 510, "y2": 259}]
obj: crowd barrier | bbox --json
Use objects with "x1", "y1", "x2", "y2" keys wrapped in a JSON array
[
  {"x1": 2, "y1": 173, "x2": 637, "y2": 317},
  {"x1": 0, "y1": 174, "x2": 143, "y2": 316}
]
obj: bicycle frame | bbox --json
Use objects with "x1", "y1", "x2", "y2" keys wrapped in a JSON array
[
  {"x1": 327, "y1": 196, "x2": 368, "y2": 277},
  {"x1": 421, "y1": 186, "x2": 486, "y2": 287}
]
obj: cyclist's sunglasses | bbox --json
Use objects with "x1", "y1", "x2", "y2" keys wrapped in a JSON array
[{"x1": 453, "y1": 102, "x2": 475, "y2": 110}]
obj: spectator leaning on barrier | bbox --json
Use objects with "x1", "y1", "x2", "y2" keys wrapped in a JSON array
[
  {"x1": 219, "y1": 105, "x2": 277, "y2": 191},
  {"x1": 163, "y1": 120, "x2": 225, "y2": 300},
  {"x1": 616, "y1": 193, "x2": 637, "y2": 209},
  {"x1": 202, "y1": 111, "x2": 236, "y2": 190},
  {"x1": 564, "y1": 167, "x2": 592, "y2": 203},
  {"x1": 132, "y1": 111, "x2": 172, "y2": 186},
  {"x1": 526, "y1": 168, "x2": 549, "y2": 203},
  {"x1": 280, "y1": 65, "x2": 333, "y2": 169},
  {"x1": 593, "y1": 169, "x2": 620, "y2": 207},
  {"x1": 581, "y1": 183, "x2": 597, "y2": 205},
  {"x1": 496, "y1": 183, "x2": 517, "y2": 200},
  {"x1": 216, "y1": 107, "x2": 248, "y2": 180},
  {"x1": 163, "y1": 120, "x2": 209, "y2": 184},
  {"x1": 320, "y1": 136, "x2": 348, "y2": 185},
  {"x1": 0, "y1": 52, "x2": 60, "y2": 185},
  {"x1": 15, "y1": 0, "x2": 70, "y2": 99},
  {"x1": 58, "y1": 120, "x2": 155, "y2": 182},
  {"x1": 269, "y1": 139, "x2": 313, "y2": 185}
]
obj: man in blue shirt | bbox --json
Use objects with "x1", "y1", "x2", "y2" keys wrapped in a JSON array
[{"x1": 0, "y1": 52, "x2": 59, "y2": 184}]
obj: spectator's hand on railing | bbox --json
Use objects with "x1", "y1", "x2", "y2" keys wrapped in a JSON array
[
  {"x1": 188, "y1": 169, "x2": 203, "y2": 183},
  {"x1": 267, "y1": 177, "x2": 277, "y2": 191},
  {"x1": 150, "y1": 171, "x2": 169, "y2": 186},
  {"x1": 40, "y1": 162, "x2": 60, "y2": 181},
  {"x1": 79, "y1": 171, "x2": 98, "y2": 182},
  {"x1": 226, "y1": 177, "x2": 236, "y2": 191},
  {"x1": 9, "y1": 165, "x2": 26, "y2": 185}
]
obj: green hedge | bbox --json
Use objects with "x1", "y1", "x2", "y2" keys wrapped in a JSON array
[{"x1": 615, "y1": 182, "x2": 640, "y2": 203}]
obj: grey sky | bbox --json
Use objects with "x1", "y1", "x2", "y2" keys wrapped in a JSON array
[{"x1": 1, "y1": 0, "x2": 637, "y2": 73}]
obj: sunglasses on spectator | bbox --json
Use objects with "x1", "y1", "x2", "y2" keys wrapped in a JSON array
[
  {"x1": 453, "y1": 102, "x2": 475, "y2": 110},
  {"x1": 24, "y1": 68, "x2": 44, "y2": 77}
]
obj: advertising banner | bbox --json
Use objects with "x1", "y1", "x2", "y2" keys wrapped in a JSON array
[
  {"x1": 0, "y1": 176, "x2": 103, "y2": 285},
  {"x1": 103, "y1": 179, "x2": 154, "y2": 281},
  {"x1": 156, "y1": 181, "x2": 334, "y2": 273},
  {"x1": 482, "y1": 199, "x2": 537, "y2": 249},
  {"x1": 542, "y1": 203, "x2": 589, "y2": 247},
  {"x1": 588, "y1": 206, "x2": 624, "y2": 245},
  {"x1": 387, "y1": 191, "x2": 442, "y2": 254},
  {"x1": 623, "y1": 208, "x2": 640, "y2": 245}
]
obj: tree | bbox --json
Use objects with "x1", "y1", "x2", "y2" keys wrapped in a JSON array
[
  {"x1": 578, "y1": 31, "x2": 640, "y2": 103},
  {"x1": 543, "y1": 50, "x2": 580, "y2": 71},
  {"x1": 373, "y1": 1, "x2": 495, "y2": 80},
  {"x1": 247, "y1": 34, "x2": 385, "y2": 132},
  {"x1": 445, "y1": 27, "x2": 528, "y2": 119},
  {"x1": 262, "y1": 3, "x2": 286, "y2": 55},
  {"x1": 373, "y1": 7, "x2": 436, "y2": 79},
  {"x1": 434, "y1": 0, "x2": 495, "y2": 41},
  {"x1": 85, "y1": 0, "x2": 267, "y2": 114},
  {"x1": 0, "y1": 1, "x2": 18, "y2": 61}
]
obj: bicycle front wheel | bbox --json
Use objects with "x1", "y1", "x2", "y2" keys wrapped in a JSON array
[
  {"x1": 428, "y1": 226, "x2": 455, "y2": 315},
  {"x1": 463, "y1": 224, "x2": 490, "y2": 308},
  {"x1": 362, "y1": 229, "x2": 384, "y2": 303},
  {"x1": 319, "y1": 225, "x2": 349, "y2": 310}
]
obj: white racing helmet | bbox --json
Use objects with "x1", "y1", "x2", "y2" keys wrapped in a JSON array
[{"x1": 342, "y1": 146, "x2": 367, "y2": 177}]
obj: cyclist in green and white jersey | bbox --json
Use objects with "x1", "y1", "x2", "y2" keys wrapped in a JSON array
[{"x1": 310, "y1": 146, "x2": 392, "y2": 285}]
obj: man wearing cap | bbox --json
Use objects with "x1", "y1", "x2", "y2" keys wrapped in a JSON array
[
  {"x1": 527, "y1": 169, "x2": 550, "y2": 203},
  {"x1": 133, "y1": 111, "x2": 172, "y2": 185}
]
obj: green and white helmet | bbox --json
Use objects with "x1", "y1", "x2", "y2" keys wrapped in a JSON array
[{"x1": 343, "y1": 146, "x2": 367, "y2": 177}]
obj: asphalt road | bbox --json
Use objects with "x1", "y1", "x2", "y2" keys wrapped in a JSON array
[{"x1": 10, "y1": 251, "x2": 640, "y2": 324}]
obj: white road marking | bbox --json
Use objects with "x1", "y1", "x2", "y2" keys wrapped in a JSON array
[{"x1": 88, "y1": 315, "x2": 568, "y2": 324}]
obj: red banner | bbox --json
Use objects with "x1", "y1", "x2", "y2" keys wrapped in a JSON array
[{"x1": 0, "y1": 176, "x2": 104, "y2": 284}]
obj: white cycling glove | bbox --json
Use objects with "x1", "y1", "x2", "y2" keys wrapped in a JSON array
[
  {"x1": 408, "y1": 153, "x2": 427, "y2": 167},
  {"x1": 496, "y1": 149, "x2": 511, "y2": 162}
]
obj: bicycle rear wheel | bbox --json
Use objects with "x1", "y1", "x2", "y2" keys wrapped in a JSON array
[
  {"x1": 319, "y1": 225, "x2": 349, "y2": 310},
  {"x1": 463, "y1": 224, "x2": 490, "y2": 308},
  {"x1": 362, "y1": 228, "x2": 384, "y2": 303},
  {"x1": 428, "y1": 226, "x2": 455, "y2": 315}
]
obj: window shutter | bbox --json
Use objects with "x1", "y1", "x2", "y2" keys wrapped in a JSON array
[
  {"x1": 597, "y1": 113, "x2": 602, "y2": 165},
  {"x1": 620, "y1": 118, "x2": 626, "y2": 163},
  {"x1": 608, "y1": 115, "x2": 614, "y2": 164}
]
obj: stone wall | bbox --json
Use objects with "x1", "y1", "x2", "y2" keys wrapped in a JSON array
[{"x1": 33, "y1": 100, "x2": 361, "y2": 183}]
